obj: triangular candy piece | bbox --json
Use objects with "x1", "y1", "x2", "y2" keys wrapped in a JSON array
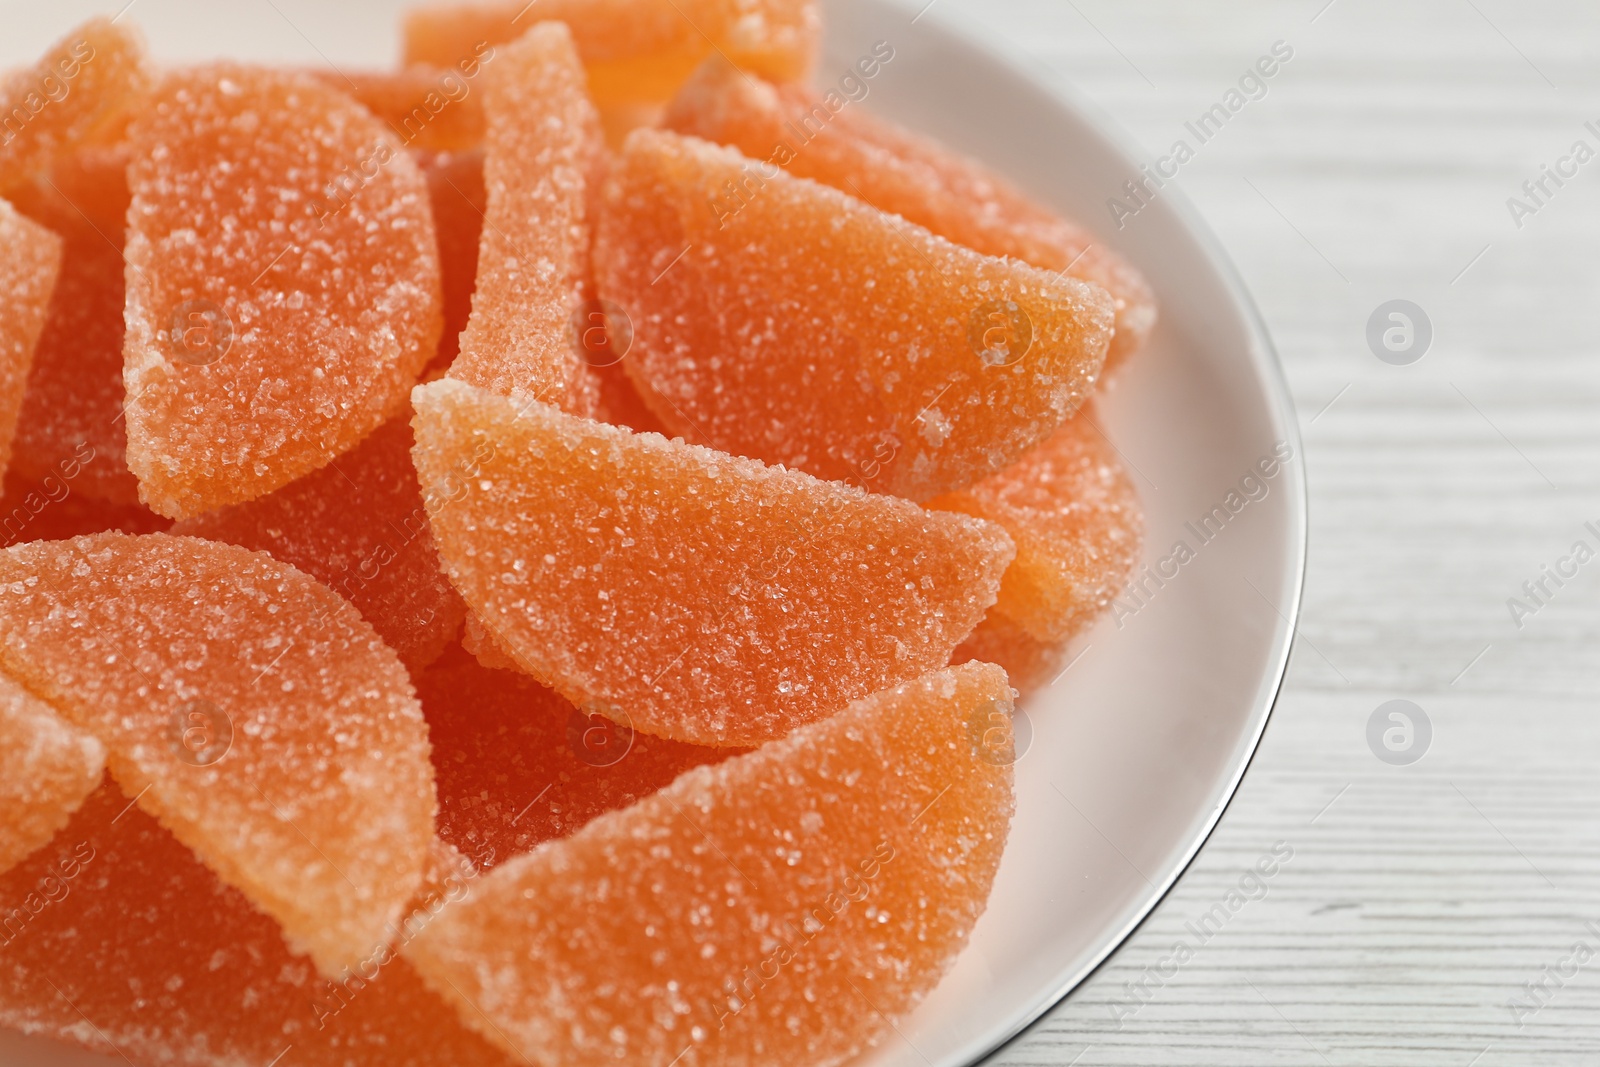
[
  {"x1": 596, "y1": 130, "x2": 1115, "y2": 501},
  {"x1": 411, "y1": 378, "x2": 1013, "y2": 746},
  {"x1": 407, "y1": 662, "x2": 1016, "y2": 1067}
]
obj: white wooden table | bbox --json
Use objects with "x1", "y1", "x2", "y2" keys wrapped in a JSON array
[{"x1": 931, "y1": 1, "x2": 1600, "y2": 1063}]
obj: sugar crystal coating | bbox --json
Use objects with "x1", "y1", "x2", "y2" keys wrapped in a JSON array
[
  {"x1": 0, "y1": 201, "x2": 61, "y2": 491},
  {"x1": 0, "y1": 532, "x2": 436, "y2": 975},
  {"x1": 412, "y1": 377, "x2": 1014, "y2": 745},
  {"x1": 664, "y1": 60, "x2": 1157, "y2": 366},
  {"x1": 447, "y1": 22, "x2": 605, "y2": 416},
  {"x1": 596, "y1": 130, "x2": 1116, "y2": 501},
  {"x1": 0, "y1": 18, "x2": 149, "y2": 190},
  {"x1": 8, "y1": 146, "x2": 141, "y2": 504},
  {"x1": 0, "y1": 672, "x2": 104, "y2": 877},
  {"x1": 0, "y1": 782, "x2": 521, "y2": 1067},
  {"x1": 175, "y1": 418, "x2": 468, "y2": 672},
  {"x1": 421, "y1": 644, "x2": 740, "y2": 867},
  {"x1": 401, "y1": 0, "x2": 819, "y2": 106},
  {"x1": 929, "y1": 404, "x2": 1142, "y2": 642},
  {"x1": 123, "y1": 64, "x2": 443, "y2": 519},
  {"x1": 407, "y1": 662, "x2": 1016, "y2": 1067}
]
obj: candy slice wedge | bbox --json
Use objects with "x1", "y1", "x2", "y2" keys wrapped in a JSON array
[
  {"x1": 420, "y1": 645, "x2": 739, "y2": 867},
  {"x1": 124, "y1": 65, "x2": 442, "y2": 519},
  {"x1": 401, "y1": 0, "x2": 819, "y2": 106},
  {"x1": 0, "y1": 199, "x2": 61, "y2": 489},
  {"x1": 596, "y1": 130, "x2": 1115, "y2": 501},
  {"x1": 0, "y1": 533, "x2": 436, "y2": 975},
  {"x1": 447, "y1": 22, "x2": 605, "y2": 416},
  {"x1": 174, "y1": 417, "x2": 468, "y2": 672},
  {"x1": 664, "y1": 61, "x2": 1157, "y2": 365},
  {"x1": 411, "y1": 378, "x2": 1014, "y2": 746},
  {"x1": 0, "y1": 673, "x2": 104, "y2": 878},
  {"x1": 8, "y1": 145, "x2": 141, "y2": 504},
  {"x1": 0, "y1": 18, "x2": 149, "y2": 190},
  {"x1": 408, "y1": 662, "x2": 1016, "y2": 1067},
  {"x1": 929, "y1": 404, "x2": 1142, "y2": 643},
  {"x1": 0, "y1": 783, "x2": 520, "y2": 1067}
]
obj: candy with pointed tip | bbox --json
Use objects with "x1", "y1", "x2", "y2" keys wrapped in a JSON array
[
  {"x1": 411, "y1": 378, "x2": 1014, "y2": 746},
  {"x1": 0, "y1": 532, "x2": 436, "y2": 975},
  {"x1": 596, "y1": 129, "x2": 1115, "y2": 501},
  {"x1": 123, "y1": 64, "x2": 442, "y2": 519},
  {"x1": 407, "y1": 662, "x2": 1016, "y2": 1067}
]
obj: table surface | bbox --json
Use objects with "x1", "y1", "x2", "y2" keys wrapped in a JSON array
[{"x1": 941, "y1": 1, "x2": 1600, "y2": 1064}]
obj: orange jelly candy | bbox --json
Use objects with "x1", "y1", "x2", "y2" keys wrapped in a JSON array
[
  {"x1": 0, "y1": 674, "x2": 103, "y2": 877},
  {"x1": 401, "y1": 0, "x2": 819, "y2": 106},
  {"x1": 123, "y1": 65, "x2": 442, "y2": 519},
  {"x1": 664, "y1": 61, "x2": 1157, "y2": 366},
  {"x1": 416, "y1": 147, "x2": 486, "y2": 373},
  {"x1": 0, "y1": 533, "x2": 436, "y2": 974},
  {"x1": 174, "y1": 418, "x2": 468, "y2": 672},
  {"x1": 308, "y1": 65, "x2": 488, "y2": 153},
  {"x1": 8, "y1": 146, "x2": 142, "y2": 505},
  {"x1": 0, "y1": 199, "x2": 61, "y2": 490},
  {"x1": 596, "y1": 130, "x2": 1116, "y2": 501},
  {"x1": 0, "y1": 18, "x2": 148, "y2": 191},
  {"x1": 420, "y1": 645, "x2": 739, "y2": 866},
  {"x1": 0, "y1": 782, "x2": 519, "y2": 1067},
  {"x1": 447, "y1": 22, "x2": 604, "y2": 415},
  {"x1": 407, "y1": 662, "x2": 1016, "y2": 1067},
  {"x1": 412, "y1": 378, "x2": 1014, "y2": 746},
  {"x1": 929, "y1": 405, "x2": 1142, "y2": 643}
]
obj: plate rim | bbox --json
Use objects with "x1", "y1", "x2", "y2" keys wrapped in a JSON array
[{"x1": 846, "y1": 3, "x2": 1311, "y2": 1063}]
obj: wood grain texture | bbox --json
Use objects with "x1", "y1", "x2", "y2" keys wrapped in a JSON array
[{"x1": 919, "y1": 1, "x2": 1600, "y2": 1064}]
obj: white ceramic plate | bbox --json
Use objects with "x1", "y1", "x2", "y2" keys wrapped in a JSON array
[{"x1": 0, "y1": 2, "x2": 1305, "y2": 1065}]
